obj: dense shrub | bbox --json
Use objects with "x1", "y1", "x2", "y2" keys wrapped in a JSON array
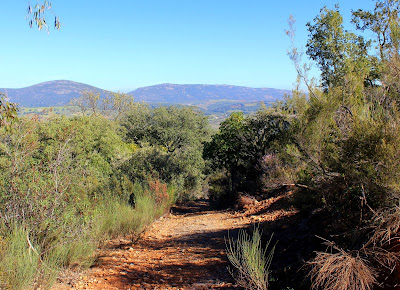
[
  {"x1": 281, "y1": 2, "x2": 400, "y2": 288},
  {"x1": 121, "y1": 105, "x2": 211, "y2": 197},
  {"x1": 204, "y1": 110, "x2": 291, "y2": 201},
  {"x1": 217, "y1": 2, "x2": 400, "y2": 288},
  {"x1": 0, "y1": 115, "x2": 178, "y2": 289}
]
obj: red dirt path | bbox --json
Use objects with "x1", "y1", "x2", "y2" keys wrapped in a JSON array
[{"x1": 53, "y1": 198, "x2": 296, "y2": 290}]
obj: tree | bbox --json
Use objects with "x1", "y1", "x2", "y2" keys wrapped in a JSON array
[
  {"x1": 288, "y1": 4, "x2": 400, "y2": 289},
  {"x1": 285, "y1": 2, "x2": 400, "y2": 216},
  {"x1": 352, "y1": 0, "x2": 400, "y2": 100},
  {"x1": 204, "y1": 111, "x2": 290, "y2": 195},
  {"x1": 69, "y1": 90, "x2": 136, "y2": 119},
  {"x1": 103, "y1": 92, "x2": 136, "y2": 120},
  {"x1": 122, "y1": 105, "x2": 211, "y2": 153},
  {"x1": 352, "y1": 0, "x2": 400, "y2": 60},
  {"x1": 306, "y1": 5, "x2": 372, "y2": 90},
  {"x1": 204, "y1": 112, "x2": 247, "y2": 175},
  {"x1": 120, "y1": 105, "x2": 212, "y2": 194},
  {"x1": 70, "y1": 90, "x2": 101, "y2": 116}
]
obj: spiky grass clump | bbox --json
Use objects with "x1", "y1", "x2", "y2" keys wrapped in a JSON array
[{"x1": 226, "y1": 228, "x2": 275, "y2": 290}]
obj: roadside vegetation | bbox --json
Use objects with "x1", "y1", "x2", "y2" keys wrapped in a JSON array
[
  {"x1": 0, "y1": 93, "x2": 211, "y2": 289},
  {"x1": 226, "y1": 228, "x2": 275, "y2": 290},
  {"x1": 206, "y1": 1, "x2": 400, "y2": 289},
  {"x1": 2, "y1": 0, "x2": 400, "y2": 289}
]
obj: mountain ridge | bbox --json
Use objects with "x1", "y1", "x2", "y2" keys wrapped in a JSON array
[
  {"x1": 129, "y1": 83, "x2": 289, "y2": 104},
  {"x1": 1, "y1": 80, "x2": 108, "y2": 107},
  {"x1": 1, "y1": 80, "x2": 290, "y2": 107}
]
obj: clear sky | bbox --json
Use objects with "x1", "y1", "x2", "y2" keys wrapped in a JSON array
[{"x1": 0, "y1": 1, "x2": 376, "y2": 92}]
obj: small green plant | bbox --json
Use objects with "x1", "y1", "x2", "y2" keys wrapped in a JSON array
[{"x1": 226, "y1": 228, "x2": 275, "y2": 290}]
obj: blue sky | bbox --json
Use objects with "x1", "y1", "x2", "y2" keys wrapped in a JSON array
[{"x1": 0, "y1": 1, "x2": 375, "y2": 92}]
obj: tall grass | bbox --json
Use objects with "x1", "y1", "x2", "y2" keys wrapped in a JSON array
[
  {"x1": 0, "y1": 223, "x2": 99, "y2": 290},
  {"x1": 226, "y1": 228, "x2": 275, "y2": 290},
  {"x1": 0, "y1": 226, "x2": 40, "y2": 290},
  {"x1": 94, "y1": 200, "x2": 142, "y2": 240},
  {"x1": 0, "y1": 117, "x2": 179, "y2": 289},
  {"x1": 85, "y1": 179, "x2": 176, "y2": 253},
  {"x1": 0, "y1": 179, "x2": 176, "y2": 290}
]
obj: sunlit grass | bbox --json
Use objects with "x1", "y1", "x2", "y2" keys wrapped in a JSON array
[{"x1": 226, "y1": 228, "x2": 275, "y2": 290}]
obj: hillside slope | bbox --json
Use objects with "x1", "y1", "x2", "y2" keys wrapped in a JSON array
[
  {"x1": 1, "y1": 80, "x2": 107, "y2": 107},
  {"x1": 2, "y1": 81, "x2": 289, "y2": 108},
  {"x1": 130, "y1": 83, "x2": 289, "y2": 104}
]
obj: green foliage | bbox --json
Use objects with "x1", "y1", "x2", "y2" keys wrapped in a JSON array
[
  {"x1": 306, "y1": 5, "x2": 373, "y2": 90},
  {"x1": 0, "y1": 116, "x2": 123, "y2": 252},
  {"x1": 103, "y1": 91, "x2": 136, "y2": 120},
  {"x1": 0, "y1": 114, "x2": 178, "y2": 288},
  {"x1": 0, "y1": 94, "x2": 18, "y2": 128},
  {"x1": 207, "y1": 2, "x2": 400, "y2": 288},
  {"x1": 205, "y1": 112, "x2": 246, "y2": 172},
  {"x1": 122, "y1": 105, "x2": 211, "y2": 152},
  {"x1": 278, "y1": 2, "x2": 400, "y2": 217},
  {"x1": 121, "y1": 105, "x2": 211, "y2": 196},
  {"x1": 207, "y1": 170, "x2": 232, "y2": 205},
  {"x1": 352, "y1": 0, "x2": 400, "y2": 60},
  {"x1": 204, "y1": 110, "x2": 290, "y2": 197},
  {"x1": 278, "y1": 7, "x2": 400, "y2": 270},
  {"x1": 226, "y1": 228, "x2": 275, "y2": 290}
]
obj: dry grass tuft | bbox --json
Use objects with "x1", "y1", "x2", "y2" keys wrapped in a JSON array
[
  {"x1": 369, "y1": 207, "x2": 400, "y2": 247},
  {"x1": 309, "y1": 249, "x2": 376, "y2": 290},
  {"x1": 361, "y1": 207, "x2": 400, "y2": 277},
  {"x1": 365, "y1": 247, "x2": 399, "y2": 272}
]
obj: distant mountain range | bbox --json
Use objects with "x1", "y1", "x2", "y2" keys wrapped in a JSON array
[
  {"x1": 129, "y1": 83, "x2": 289, "y2": 104},
  {"x1": 1, "y1": 80, "x2": 107, "y2": 107},
  {"x1": 1, "y1": 80, "x2": 290, "y2": 108}
]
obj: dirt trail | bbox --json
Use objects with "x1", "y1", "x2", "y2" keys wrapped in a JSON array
[
  {"x1": 54, "y1": 200, "x2": 267, "y2": 290},
  {"x1": 54, "y1": 196, "x2": 298, "y2": 290}
]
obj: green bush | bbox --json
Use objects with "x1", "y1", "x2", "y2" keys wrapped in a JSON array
[
  {"x1": 207, "y1": 170, "x2": 234, "y2": 206},
  {"x1": 120, "y1": 105, "x2": 211, "y2": 197},
  {"x1": 0, "y1": 115, "x2": 178, "y2": 288},
  {"x1": 204, "y1": 111, "x2": 291, "y2": 199}
]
